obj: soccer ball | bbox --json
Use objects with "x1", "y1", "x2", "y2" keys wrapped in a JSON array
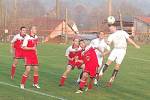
[{"x1": 107, "y1": 16, "x2": 115, "y2": 24}]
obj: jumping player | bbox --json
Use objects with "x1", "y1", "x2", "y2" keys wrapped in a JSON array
[
  {"x1": 59, "y1": 38, "x2": 84, "y2": 86},
  {"x1": 99, "y1": 24, "x2": 140, "y2": 87},
  {"x1": 10, "y1": 26, "x2": 27, "y2": 80},
  {"x1": 20, "y1": 26, "x2": 40, "y2": 89},
  {"x1": 75, "y1": 39, "x2": 99, "y2": 93}
]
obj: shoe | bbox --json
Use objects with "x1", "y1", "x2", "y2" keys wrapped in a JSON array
[
  {"x1": 105, "y1": 82, "x2": 112, "y2": 88},
  {"x1": 11, "y1": 76, "x2": 14, "y2": 80},
  {"x1": 33, "y1": 84, "x2": 40, "y2": 89},
  {"x1": 20, "y1": 84, "x2": 25, "y2": 89},
  {"x1": 59, "y1": 84, "x2": 64, "y2": 87},
  {"x1": 75, "y1": 90, "x2": 83, "y2": 94},
  {"x1": 85, "y1": 87, "x2": 88, "y2": 91}
]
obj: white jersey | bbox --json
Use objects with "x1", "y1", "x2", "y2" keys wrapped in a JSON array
[
  {"x1": 90, "y1": 38, "x2": 110, "y2": 57},
  {"x1": 90, "y1": 38, "x2": 110, "y2": 67},
  {"x1": 108, "y1": 30, "x2": 129, "y2": 49},
  {"x1": 65, "y1": 45, "x2": 81, "y2": 57}
]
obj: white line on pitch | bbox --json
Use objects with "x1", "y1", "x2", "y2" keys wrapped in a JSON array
[{"x1": 0, "y1": 81, "x2": 67, "y2": 100}]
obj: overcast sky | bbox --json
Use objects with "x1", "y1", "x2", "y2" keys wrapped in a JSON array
[{"x1": 39, "y1": 0, "x2": 150, "y2": 15}]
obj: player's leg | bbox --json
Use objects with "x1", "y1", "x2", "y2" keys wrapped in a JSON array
[
  {"x1": 20, "y1": 65, "x2": 31, "y2": 89},
  {"x1": 94, "y1": 57, "x2": 103, "y2": 86},
  {"x1": 59, "y1": 65, "x2": 72, "y2": 86},
  {"x1": 98, "y1": 60, "x2": 112, "y2": 80},
  {"x1": 33, "y1": 65, "x2": 40, "y2": 88},
  {"x1": 76, "y1": 72, "x2": 88, "y2": 93},
  {"x1": 106, "y1": 64, "x2": 120, "y2": 87},
  {"x1": 106, "y1": 49, "x2": 126, "y2": 87},
  {"x1": 11, "y1": 58, "x2": 18, "y2": 79},
  {"x1": 76, "y1": 64, "x2": 85, "y2": 83}
]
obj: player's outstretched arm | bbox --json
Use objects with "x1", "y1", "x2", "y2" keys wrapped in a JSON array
[{"x1": 127, "y1": 38, "x2": 140, "y2": 49}]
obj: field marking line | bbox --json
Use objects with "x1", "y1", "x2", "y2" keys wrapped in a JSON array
[{"x1": 0, "y1": 81, "x2": 67, "y2": 100}]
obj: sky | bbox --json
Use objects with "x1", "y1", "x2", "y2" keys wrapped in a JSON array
[{"x1": 39, "y1": 0, "x2": 150, "y2": 15}]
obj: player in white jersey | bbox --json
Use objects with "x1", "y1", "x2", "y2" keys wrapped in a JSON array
[
  {"x1": 99, "y1": 24, "x2": 140, "y2": 87},
  {"x1": 90, "y1": 32, "x2": 111, "y2": 86}
]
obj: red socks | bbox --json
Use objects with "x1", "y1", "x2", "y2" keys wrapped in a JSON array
[
  {"x1": 21, "y1": 75, "x2": 28, "y2": 85},
  {"x1": 11, "y1": 64, "x2": 16, "y2": 79},
  {"x1": 79, "y1": 80, "x2": 86, "y2": 89},
  {"x1": 88, "y1": 78, "x2": 94, "y2": 89},
  {"x1": 59, "y1": 76, "x2": 66, "y2": 86},
  {"x1": 33, "y1": 75, "x2": 39, "y2": 84}
]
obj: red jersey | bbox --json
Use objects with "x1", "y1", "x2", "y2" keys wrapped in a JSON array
[
  {"x1": 65, "y1": 45, "x2": 82, "y2": 68},
  {"x1": 11, "y1": 33, "x2": 26, "y2": 50},
  {"x1": 82, "y1": 46, "x2": 99, "y2": 77},
  {"x1": 22, "y1": 34, "x2": 38, "y2": 65}
]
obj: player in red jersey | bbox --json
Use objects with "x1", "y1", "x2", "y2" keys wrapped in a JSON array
[
  {"x1": 75, "y1": 39, "x2": 99, "y2": 93},
  {"x1": 20, "y1": 26, "x2": 40, "y2": 89},
  {"x1": 10, "y1": 26, "x2": 27, "y2": 80},
  {"x1": 59, "y1": 38, "x2": 84, "y2": 86}
]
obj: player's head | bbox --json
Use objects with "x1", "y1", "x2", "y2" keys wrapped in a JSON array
[
  {"x1": 108, "y1": 24, "x2": 117, "y2": 33},
  {"x1": 72, "y1": 38, "x2": 80, "y2": 47},
  {"x1": 79, "y1": 39, "x2": 89, "y2": 49},
  {"x1": 20, "y1": 26, "x2": 26, "y2": 35},
  {"x1": 30, "y1": 26, "x2": 37, "y2": 34},
  {"x1": 98, "y1": 31, "x2": 105, "y2": 39}
]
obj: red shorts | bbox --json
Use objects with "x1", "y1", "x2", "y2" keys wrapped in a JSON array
[
  {"x1": 14, "y1": 49, "x2": 24, "y2": 59},
  {"x1": 68, "y1": 61, "x2": 83, "y2": 69},
  {"x1": 24, "y1": 53, "x2": 38, "y2": 66},
  {"x1": 84, "y1": 63, "x2": 98, "y2": 78}
]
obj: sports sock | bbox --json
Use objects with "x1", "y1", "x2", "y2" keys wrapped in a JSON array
[
  {"x1": 33, "y1": 75, "x2": 39, "y2": 84},
  {"x1": 21, "y1": 75, "x2": 28, "y2": 85},
  {"x1": 11, "y1": 64, "x2": 16, "y2": 79}
]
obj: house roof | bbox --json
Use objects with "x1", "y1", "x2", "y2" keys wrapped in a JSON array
[{"x1": 135, "y1": 16, "x2": 150, "y2": 24}]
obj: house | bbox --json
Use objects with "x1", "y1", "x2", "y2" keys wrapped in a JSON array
[
  {"x1": 7, "y1": 17, "x2": 79, "y2": 42},
  {"x1": 134, "y1": 16, "x2": 150, "y2": 34}
]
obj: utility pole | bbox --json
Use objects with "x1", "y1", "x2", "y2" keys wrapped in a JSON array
[
  {"x1": 108, "y1": 0, "x2": 112, "y2": 16},
  {"x1": 0, "y1": 0, "x2": 3, "y2": 26},
  {"x1": 65, "y1": 8, "x2": 68, "y2": 44},
  {"x1": 14, "y1": 0, "x2": 17, "y2": 23},
  {"x1": 119, "y1": 10, "x2": 123, "y2": 30},
  {"x1": 56, "y1": 0, "x2": 60, "y2": 19}
]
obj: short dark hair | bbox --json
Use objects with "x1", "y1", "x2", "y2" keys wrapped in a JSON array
[
  {"x1": 20, "y1": 26, "x2": 26, "y2": 30},
  {"x1": 108, "y1": 24, "x2": 116, "y2": 27}
]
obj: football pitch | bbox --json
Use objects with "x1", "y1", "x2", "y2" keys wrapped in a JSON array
[{"x1": 0, "y1": 43, "x2": 149, "y2": 100}]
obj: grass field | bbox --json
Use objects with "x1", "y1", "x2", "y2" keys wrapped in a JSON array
[{"x1": 0, "y1": 43, "x2": 150, "y2": 100}]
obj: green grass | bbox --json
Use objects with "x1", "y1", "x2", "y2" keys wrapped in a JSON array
[{"x1": 0, "y1": 43, "x2": 150, "y2": 100}]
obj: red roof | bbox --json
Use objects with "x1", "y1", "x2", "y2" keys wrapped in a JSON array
[{"x1": 136, "y1": 16, "x2": 150, "y2": 24}]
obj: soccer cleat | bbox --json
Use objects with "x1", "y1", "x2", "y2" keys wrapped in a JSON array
[
  {"x1": 75, "y1": 90, "x2": 83, "y2": 94},
  {"x1": 94, "y1": 79, "x2": 98, "y2": 86},
  {"x1": 20, "y1": 84, "x2": 25, "y2": 89},
  {"x1": 85, "y1": 87, "x2": 88, "y2": 91},
  {"x1": 33, "y1": 84, "x2": 40, "y2": 89},
  {"x1": 105, "y1": 82, "x2": 112, "y2": 88},
  {"x1": 11, "y1": 76, "x2": 14, "y2": 80}
]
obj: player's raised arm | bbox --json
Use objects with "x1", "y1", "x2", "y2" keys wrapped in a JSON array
[{"x1": 127, "y1": 38, "x2": 140, "y2": 49}]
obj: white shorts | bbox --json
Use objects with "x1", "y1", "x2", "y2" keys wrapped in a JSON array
[
  {"x1": 108, "y1": 48, "x2": 126, "y2": 64},
  {"x1": 97, "y1": 56, "x2": 103, "y2": 67}
]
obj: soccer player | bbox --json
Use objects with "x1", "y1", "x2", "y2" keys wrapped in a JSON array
[
  {"x1": 76, "y1": 32, "x2": 110, "y2": 85},
  {"x1": 75, "y1": 39, "x2": 99, "y2": 93},
  {"x1": 10, "y1": 26, "x2": 27, "y2": 80},
  {"x1": 59, "y1": 38, "x2": 84, "y2": 86},
  {"x1": 99, "y1": 24, "x2": 140, "y2": 87},
  {"x1": 20, "y1": 26, "x2": 40, "y2": 89},
  {"x1": 90, "y1": 32, "x2": 111, "y2": 86}
]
